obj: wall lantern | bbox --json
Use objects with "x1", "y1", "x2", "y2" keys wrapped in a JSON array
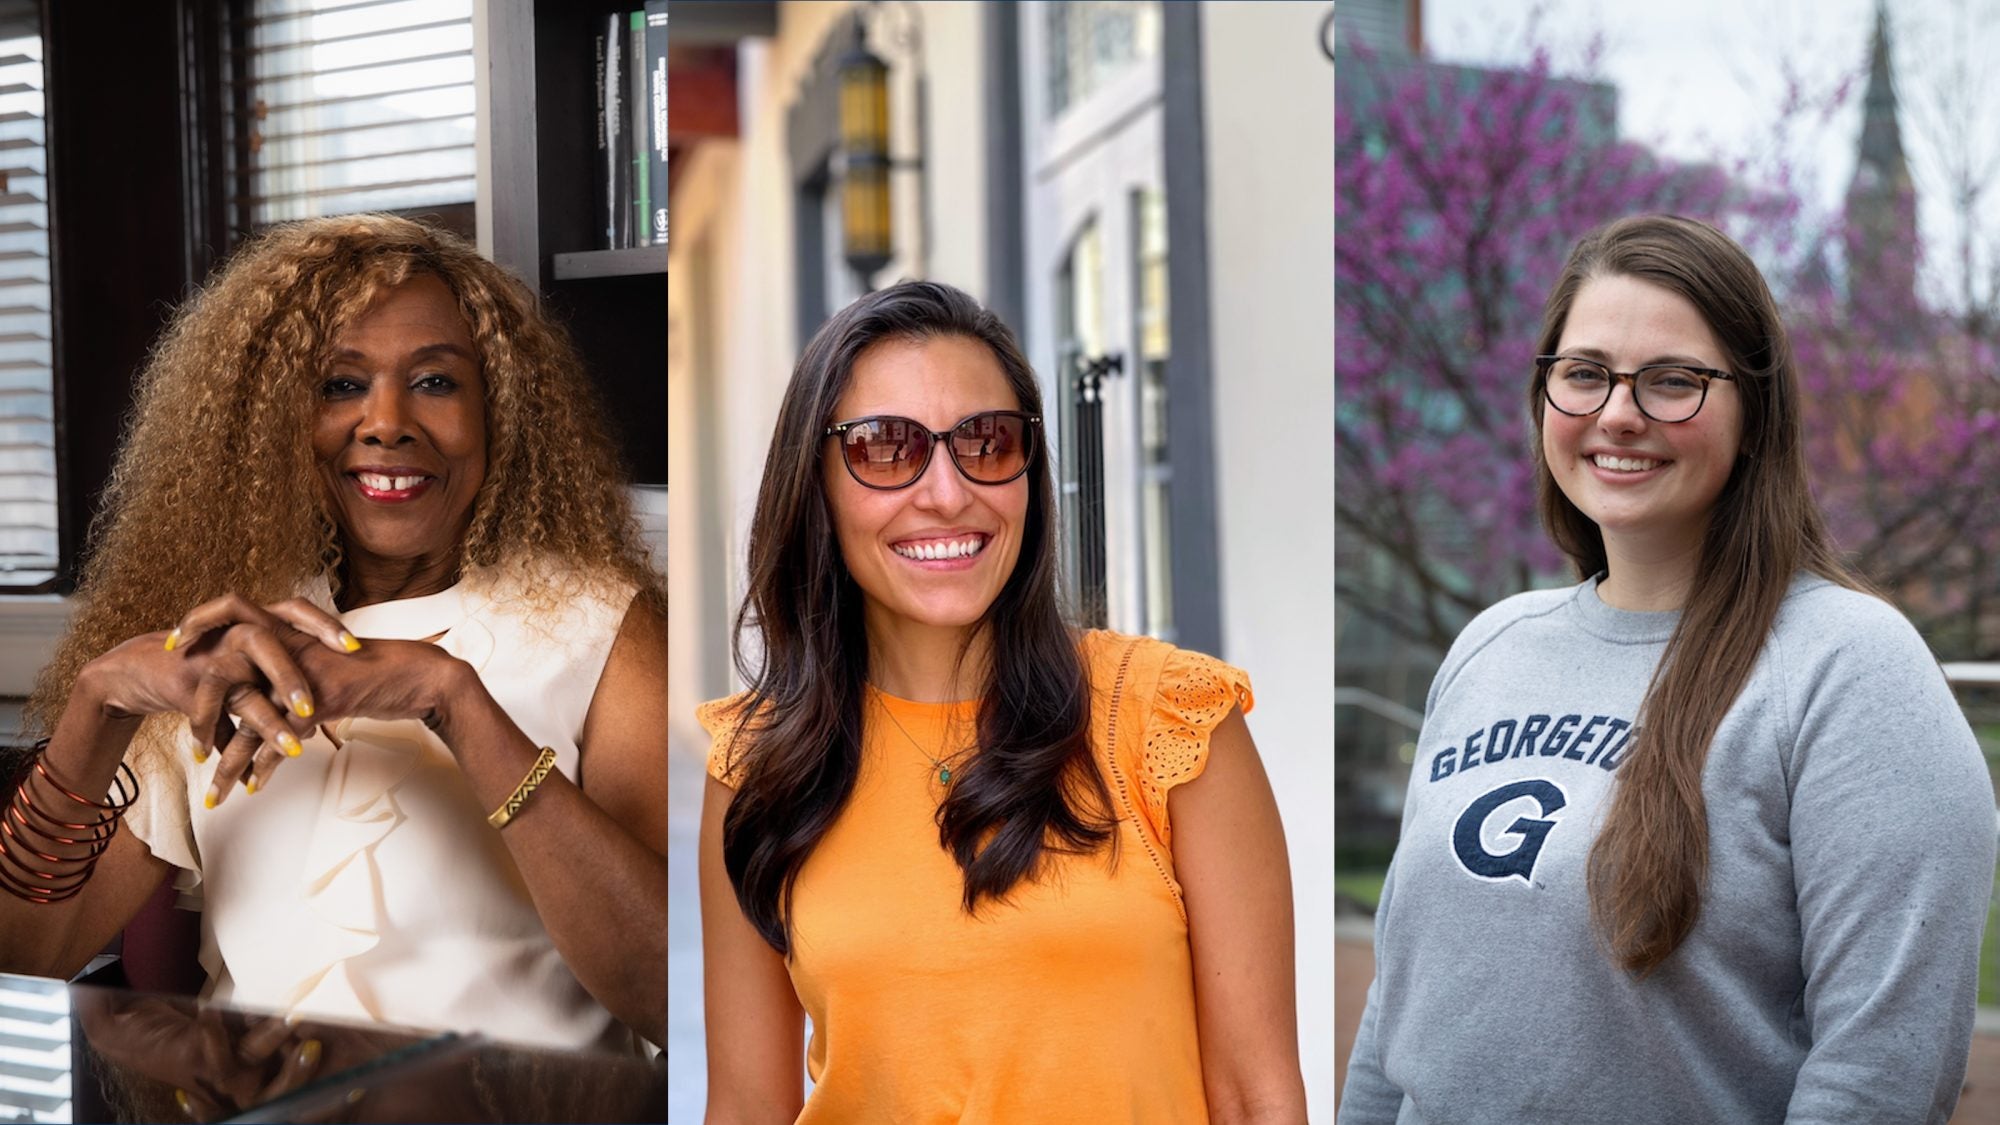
[{"x1": 838, "y1": 17, "x2": 893, "y2": 281}]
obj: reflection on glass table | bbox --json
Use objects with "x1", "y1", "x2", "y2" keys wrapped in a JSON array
[{"x1": 0, "y1": 972, "x2": 665, "y2": 1123}]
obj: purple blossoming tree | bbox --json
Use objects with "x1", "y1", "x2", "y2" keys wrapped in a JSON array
[{"x1": 1336, "y1": 44, "x2": 2000, "y2": 659}]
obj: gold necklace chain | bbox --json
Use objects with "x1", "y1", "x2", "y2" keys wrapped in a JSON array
[{"x1": 869, "y1": 687, "x2": 970, "y2": 787}]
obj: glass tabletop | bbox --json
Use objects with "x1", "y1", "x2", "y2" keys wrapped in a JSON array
[{"x1": 0, "y1": 972, "x2": 665, "y2": 1123}]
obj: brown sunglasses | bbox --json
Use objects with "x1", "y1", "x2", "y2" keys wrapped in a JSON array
[{"x1": 823, "y1": 410, "x2": 1041, "y2": 490}]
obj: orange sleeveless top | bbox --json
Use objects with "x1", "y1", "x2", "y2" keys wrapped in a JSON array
[{"x1": 697, "y1": 631, "x2": 1253, "y2": 1124}]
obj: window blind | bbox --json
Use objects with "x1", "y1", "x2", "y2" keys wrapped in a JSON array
[
  {"x1": 0, "y1": 0, "x2": 54, "y2": 586},
  {"x1": 237, "y1": 0, "x2": 476, "y2": 225},
  {"x1": 0, "y1": 974, "x2": 71, "y2": 1123}
]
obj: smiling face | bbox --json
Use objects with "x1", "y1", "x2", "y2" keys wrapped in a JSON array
[
  {"x1": 1543, "y1": 273, "x2": 1743, "y2": 560},
  {"x1": 825, "y1": 334, "x2": 1029, "y2": 641},
  {"x1": 312, "y1": 273, "x2": 488, "y2": 593}
]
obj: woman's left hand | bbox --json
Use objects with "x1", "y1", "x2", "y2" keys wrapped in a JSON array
[
  {"x1": 167, "y1": 595, "x2": 473, "y2": 800},
  {"x1": 223, "y1": 630, "x2": 474, "y2": 797},
  {"x1": 275, "y1": 629, "x2": 468, "y2": 729}
]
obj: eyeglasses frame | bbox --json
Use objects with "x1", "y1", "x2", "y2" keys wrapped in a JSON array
[
  {"x1": 822, "y1": 409, "x2": 1043, "y2": 490},
  {"x1": 1535, "y1": 354, "x2": 1736, "y2": 424}
]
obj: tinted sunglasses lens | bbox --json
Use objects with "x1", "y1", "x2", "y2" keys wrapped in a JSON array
[
  {"x1": 842, "y1": 418, "x2": 929, "y2": 487},
  {"x1": 950, "y1": 413, "x2": 1031, "y2": 483}
]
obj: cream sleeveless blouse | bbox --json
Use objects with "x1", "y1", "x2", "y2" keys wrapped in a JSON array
[{"x1": 119, "y1": 570, "x2": 642, "y2": 1053}]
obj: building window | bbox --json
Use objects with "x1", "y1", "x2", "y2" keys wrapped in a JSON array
[
  {"x1": 237, "y1": 0, "x2": 476, "y2": 228},
  {"x1": 1056, "y1": 217, "x2": 1104, "y2": 614},
  {"x1": 1045, "y1": 0, "x2": 1160, "y2": 119},
  {"x1": 1133, "y1": 187, "x2": 1172, "y2": 640}
]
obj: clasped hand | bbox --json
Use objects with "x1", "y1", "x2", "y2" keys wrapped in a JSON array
[
  {"x1": 85, "y1": 594, "x2": 467, "y2": 807},
  {"x1": 75, "y1": 987, "x2": 440, "y2": 1123}
]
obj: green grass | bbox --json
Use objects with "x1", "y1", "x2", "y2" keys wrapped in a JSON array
[
  {"x1": 1335, "y1": 868, "x2": 1387, "y2": 912},
  {"x1": 1970, "y1": 718, "x2": 2000, "y2": 1006},
  {"x1": 1985, "y1": 882, "x2": 2000, "y2": 1009},
  {"x1": 1978, "y1": 724, "x2": 2000, "y2": 760}
]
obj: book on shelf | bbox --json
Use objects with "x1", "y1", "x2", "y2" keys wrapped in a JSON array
[
  {"x1": 628, "y1": 10, "x2": 650, "y2": 247},
  {"x1": 594, "y1": 27, "x2": 611, "y2": 250},
  {"x1": 602, "y1": 11, "x2": 630, "y2": 249},
  {"x1": 589, "y1": 9, "x2": 670, "y2": 253},
  {"x1": 646, "y1": 1, "x2": 668, "y2": 247}
]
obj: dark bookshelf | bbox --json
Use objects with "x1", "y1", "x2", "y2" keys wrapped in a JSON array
[
  {"x1": 553, "y1": 246, "x2": 669, "y2": 281},
  {"x1": 485, "y1": 0, "x2": 665, "y2": 487}
]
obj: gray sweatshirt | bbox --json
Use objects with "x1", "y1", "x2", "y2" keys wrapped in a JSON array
[{"x1": 1339, "y1": 575, "x2": 1997, "y2": 1124}]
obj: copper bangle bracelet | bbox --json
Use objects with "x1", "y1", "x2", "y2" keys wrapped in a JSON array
[
  {"x1": 3, "y1": 802, "x2": 117, "y2": 864},
  {"x1": 33, "y1": 754, "x2": 139, "y2": 815},
  {"x1": 0, "y1": 742, "x2": 140, "y2": 905}
]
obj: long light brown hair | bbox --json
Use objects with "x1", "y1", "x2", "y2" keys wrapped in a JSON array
[
  {"x1": 1530, "y1": 214, "x2": 1871, "y2": 974},
  {"x1": 27, "y1": 214, "x2": 662, "y2": 743}
]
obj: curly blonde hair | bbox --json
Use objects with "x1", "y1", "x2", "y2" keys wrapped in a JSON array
[{"x1": 26, "y1": 214, "x2": 663, "y2": 735}]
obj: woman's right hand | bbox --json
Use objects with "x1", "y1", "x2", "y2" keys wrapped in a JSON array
[{"x1": 77, "y1": 595, "x2": 358, "y2": 805}]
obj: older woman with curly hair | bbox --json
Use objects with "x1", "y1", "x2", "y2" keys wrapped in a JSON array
[{"x1": 0, "y1": 216, "x2": 666, "y2": 1072}]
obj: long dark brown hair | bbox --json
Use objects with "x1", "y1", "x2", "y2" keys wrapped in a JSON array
[
  {"x1": 1530, "y1": 215, "x2": 1871, "y2": 975},
  {"x1": 716, "y1": 281, "x2": 1111, "y2": 953}
]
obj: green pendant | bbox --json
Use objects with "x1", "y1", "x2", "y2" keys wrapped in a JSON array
[{"x1": 938, "y1": 767, "x2": 952, "y2": 784}]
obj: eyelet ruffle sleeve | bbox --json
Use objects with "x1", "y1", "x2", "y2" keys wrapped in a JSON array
[
  {"x1": 695, "y1": 692, "x2": 758, "y2": 788},
  {"x1": 1136, "y1": 649, "x2": 1254, "y2": 848}
]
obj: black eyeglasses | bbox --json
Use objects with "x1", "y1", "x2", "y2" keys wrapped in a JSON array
[
  {"x1": 1536, "y1": 355, "x2": 1735, "y2": 424},
  {"x1": 824, "y1": 410, "x2": 1041, "y2": 490}
]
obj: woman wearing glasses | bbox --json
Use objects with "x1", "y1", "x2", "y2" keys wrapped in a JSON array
[
  {"x1": 697, "y1": 281, "x2": 1306, "y2": 1123},
  {"x1": 1339, "y1": 215, "x2": 1995, "y2": 1123}
]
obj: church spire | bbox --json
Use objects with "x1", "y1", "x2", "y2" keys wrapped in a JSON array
[
  {"x1": 1844, "y1": 0, "x2": 1918, "y2": 333},
  {"x1": 1855, "y1": 2, "x2": 1909, "y2": 189}
]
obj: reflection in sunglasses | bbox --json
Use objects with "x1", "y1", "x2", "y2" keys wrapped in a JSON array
[{"x1": 826, "y1": 411, "x2": 1040, "y2": 490}]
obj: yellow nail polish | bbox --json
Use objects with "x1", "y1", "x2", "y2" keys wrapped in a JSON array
[
  {"x1": 290, "y1": 691, "x2": 314, "y2": 719},
  {"x1": 192, "y1": 747, "x2": 209, "y2": 765},
  {"x1": 163, "y1": 628, "x2": 180, "y2": 652},
  {"x1": 174, "y1": 1088, "x2": 191, "y2": 1114},
  {"x1": 281, "y1": 731, "x2": 303, "y2": 757},
  {"x1": 244, "y1": 779, "x2": 258, "y2": 796},
  {"x1": 300, "y1": 1037, "x2": 322, "y2": 1069},
  {"x1": 203, "y1": 786, "x2": 218, "y2": 810},
  {"x1": 340, "y1": 631, "x2": 362, "y2": 653}
]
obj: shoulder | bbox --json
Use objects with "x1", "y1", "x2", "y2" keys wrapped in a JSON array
[
  {"x1": 1774, "y1": 576, "x2": 1924, "y2": 649},
  {"x1": 1456, "y1": 584, "x2": 1576, "y2": 649},
  {"x1": 1079, "y1": 633, "x2": 1255, "y2": 851},
  {"x1": 1427, "y1": 583, "x2": 1578, "y2": 704},
  {"x1": 1764, "y1": 576, "x2": 1973, "y2": 761},
  {"x1": 1079, "y1": 627, "x2": 1161, "y2": 672},
  {"x1": 468, "y1": 558, "x2": 641, "y2": 632},
  {"x1": 1769, "y1": 577, "x2": 1941, "y2": 683},
  {"x1": 1079, "y1": 630, "x2": 1253, "y2": 715},
  {"x1": 696, "y1": 690, "x2": 763, "y2": 736},
  {"x1": 591, "y1": 593, "x2": 666, "y2": 705}
]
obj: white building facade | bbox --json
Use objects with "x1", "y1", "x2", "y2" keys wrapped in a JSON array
[{"x1": 667, "y1": 1, "x2": 1335, "y2": 1111}]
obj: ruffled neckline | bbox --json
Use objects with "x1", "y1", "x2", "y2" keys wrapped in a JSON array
[
  {"x1": 274, "y1": 576, "x2": 499, "y2": 1024},
  {"x1": 337, "y1": 581, "x2": 476, "y2": 640}
]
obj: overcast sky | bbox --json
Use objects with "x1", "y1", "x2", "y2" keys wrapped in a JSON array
[{"x1": 1420, "y1": 0, "x2": 2000, "y2": 311}]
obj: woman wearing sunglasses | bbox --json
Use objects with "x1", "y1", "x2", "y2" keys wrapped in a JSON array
[
  {"x1": 697, "y1": 281, "x2": 1306, "y2": 1123},
  {"x1": 1338, "y1": 215, "x2": 1996, "y2": 1123}
]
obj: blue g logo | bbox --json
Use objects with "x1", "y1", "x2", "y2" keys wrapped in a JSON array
[{"x1": 1452, "y1": 779, "x2": 1567, "y2": 884}]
